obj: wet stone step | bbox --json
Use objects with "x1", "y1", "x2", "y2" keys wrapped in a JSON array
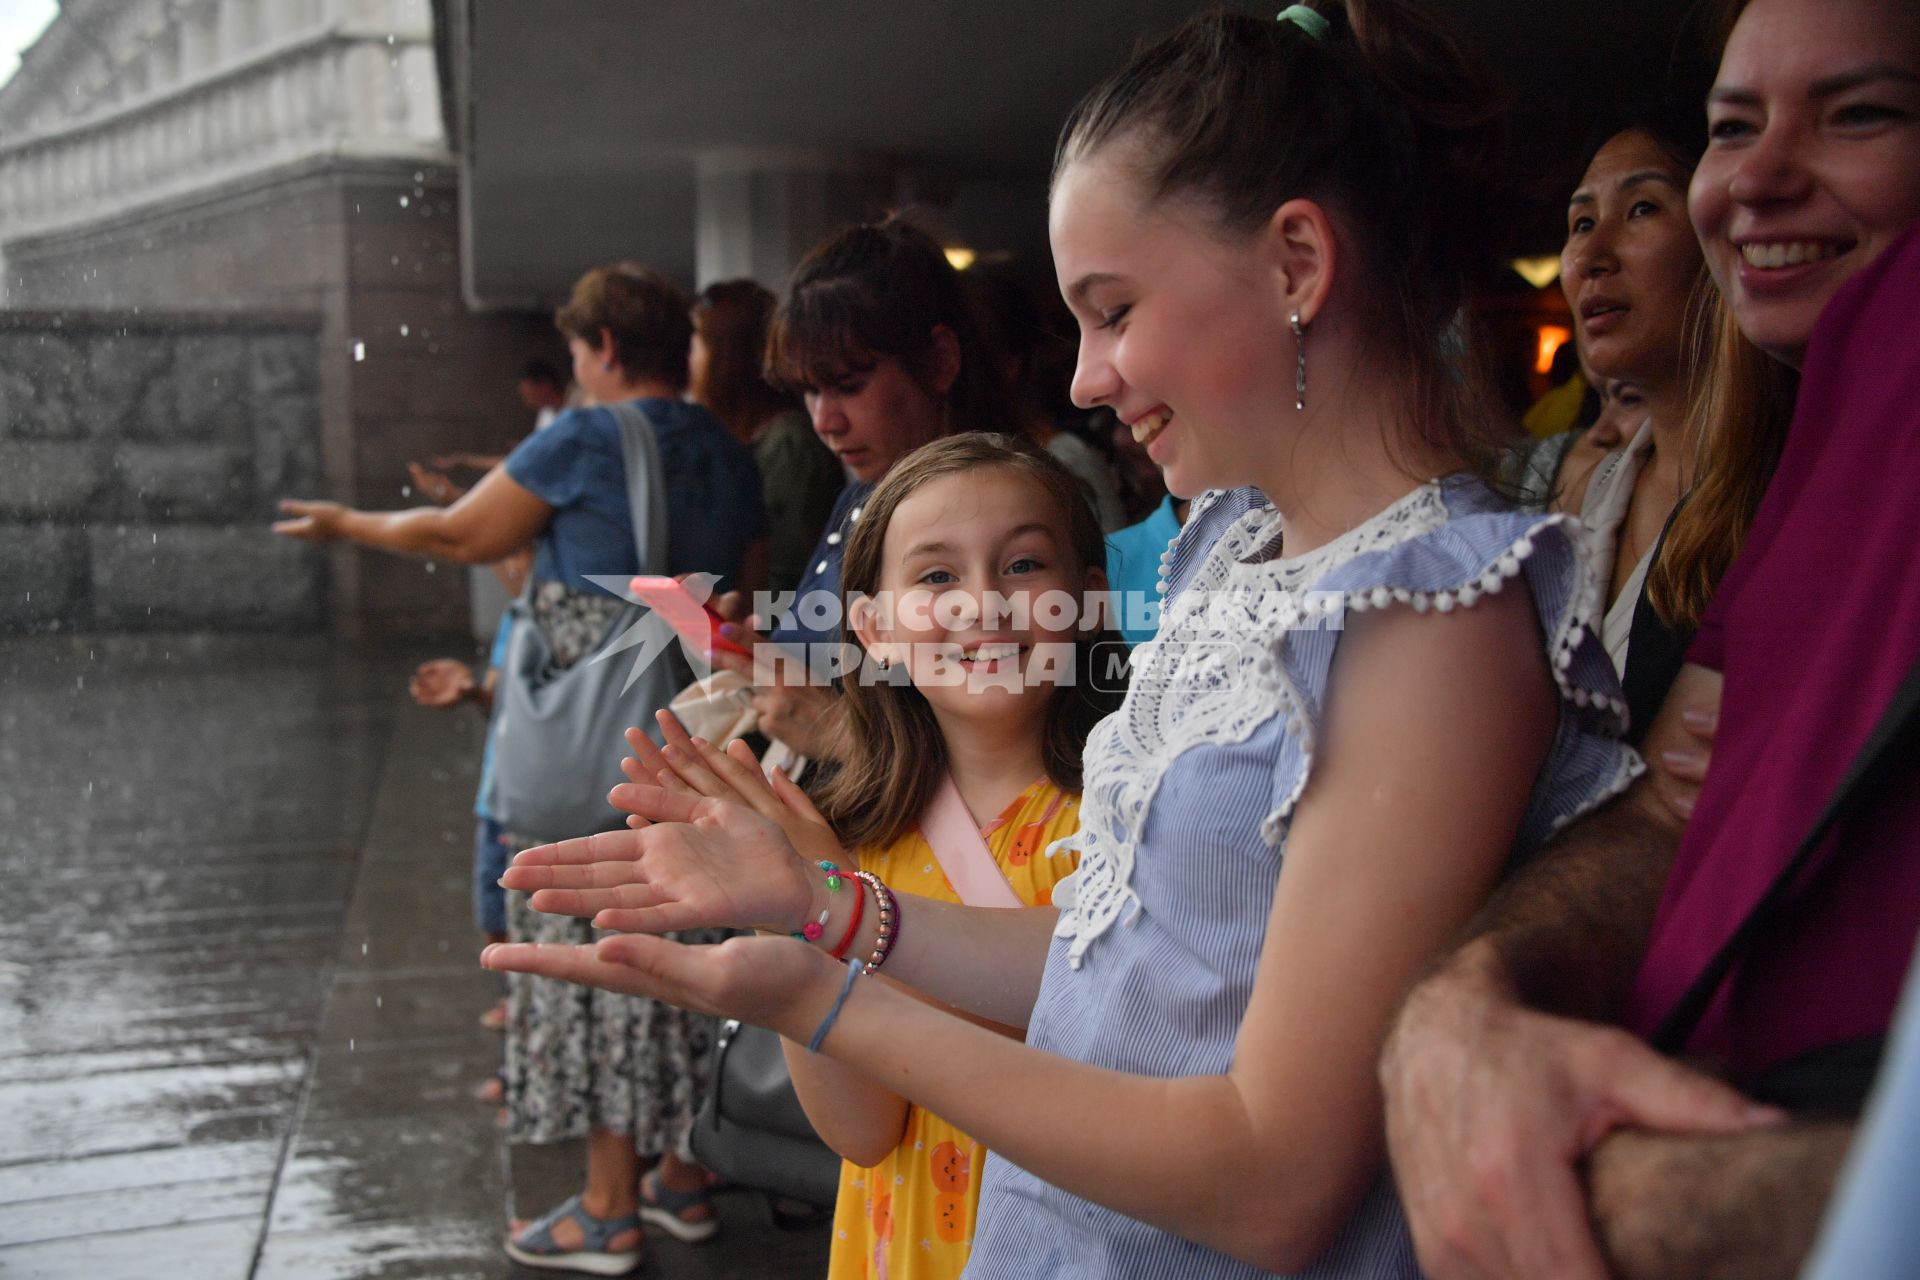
[
  {"x1": 0, "y1": 1058, "x2": 303, "y2": 1165},
  {"x1": 0, "y1": 1169, "x2": 266, "y2": 1248},
  {"x1": 0, "y1": 1141, "x2": 280, "y2": 1208},
  {"x1": 0, "y1": 1216, "x2": 261, "y2": 1279}
]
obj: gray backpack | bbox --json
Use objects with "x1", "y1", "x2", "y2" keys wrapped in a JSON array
[{"x1": 486, "y1": 402, "x2": 692, "y2": 842}]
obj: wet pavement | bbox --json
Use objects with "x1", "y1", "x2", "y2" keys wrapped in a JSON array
[{"x1": 0, "y1": 635, "x2": 831, "y2": 1279}]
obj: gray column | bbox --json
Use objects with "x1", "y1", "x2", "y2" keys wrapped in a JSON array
[{"x1": 693, "y1": 152, "x2": 898, "y2": 294}]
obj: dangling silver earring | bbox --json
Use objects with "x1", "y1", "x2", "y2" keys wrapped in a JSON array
[{"x1": 1290, "y1": 311, "x2": 1308, "y2": 411}]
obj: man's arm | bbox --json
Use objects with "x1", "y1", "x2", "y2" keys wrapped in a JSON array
[
  {"x1": 1464, "y1": 660, "x2": 1723, "y2": 1018},
  {"x1": 1381, "y1": 663, "x2": 1781, "y2": 1280},
  {"x1": 1588, "y1": 1122, "x2": 1854, "y2": 1280}
]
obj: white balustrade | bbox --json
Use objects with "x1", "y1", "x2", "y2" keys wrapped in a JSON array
[{"x1": 0, "y1": 18, "x2": 447, "y2": 245}]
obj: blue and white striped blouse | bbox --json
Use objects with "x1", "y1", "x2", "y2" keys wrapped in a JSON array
[{"x1": 965, "y1": 475, "x2": 1641, "y2": 1279}]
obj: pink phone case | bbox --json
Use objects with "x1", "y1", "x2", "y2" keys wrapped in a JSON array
[{"x1": 628, "y1": 576, "x2": 753, "y2": 658}]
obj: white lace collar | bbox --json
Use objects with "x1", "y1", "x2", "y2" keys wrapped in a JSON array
[{"x1": 1049, "y1": 482, "x2": 1452, "y2": 966}]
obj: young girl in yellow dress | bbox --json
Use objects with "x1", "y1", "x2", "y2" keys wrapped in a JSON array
[{"x1": 616, "y1": 433, "x2": 1120, "y2": 1278}]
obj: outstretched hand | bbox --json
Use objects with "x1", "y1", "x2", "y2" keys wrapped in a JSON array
[
  {"x1": 617, "y1": 710, "x2": 843, "y2": 866},
  {"x1": 481, "y1": 930, "x2": 839, "y2": 1035},
  {"x1": 499, "y1": 784, "x2": 821, "y2": 936},
  {"x1": 272, "y1": 498, "x2": 346, "y2": 542},
  {"x1": 409, "y1": 658, "x2": 476, "y2": 708},
  {"x1": 406, "y1": 461, "x2": 465, "y2": 505}
]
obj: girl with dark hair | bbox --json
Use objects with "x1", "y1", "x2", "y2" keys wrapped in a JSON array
[
  {"x1": 691, "y1": 280, "x2": 844, "y2": 595},
  {"x1": 485, "y1": 5, "x2": 1639, "y2": 1276},
  {"x1": 620, "y1": 433, "x2": 1120, "y2": 1279},
  {"x1": 705, "y1": 217, "x2": 1017, "y2": 760}
]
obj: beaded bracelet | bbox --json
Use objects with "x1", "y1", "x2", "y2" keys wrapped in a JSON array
[
  {"x1": 827, "y1": 871, "x2": 866, "y2": 961},
  {"x1": 794, "y1": 907, "x2": 829, "y2": 943},
  {"x1": 807, "y1": 956, "x2": 865, "y2": 1053},
  {"x1": 790, "y1": 861, "x2": 847, "y2": 942},
  {"x1": 849, "y1": 870, "x2": 900, "y2": 973}
]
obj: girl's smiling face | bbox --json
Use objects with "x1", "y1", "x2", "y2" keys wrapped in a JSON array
[
  {"x1": 1690, "y1": 0, "x2": 1920, "y2": 367},
  {"x1": 1050, "y1": 151, "x2": 1300, "y2": 499},
  {"x1": 854, "y1": 467, "x2": 1099, "y2": 723}
]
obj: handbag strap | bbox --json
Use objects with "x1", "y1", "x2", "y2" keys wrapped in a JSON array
[
  {"x1": 1652, "y1": 651, "x2": 1920, "y2": 1054},
  {"x1": 918, "y1": 775, "x2": 1024, "y2": 909},
  {"x1": 605, "y1": 399, "x2": 671, "y2": 578}
]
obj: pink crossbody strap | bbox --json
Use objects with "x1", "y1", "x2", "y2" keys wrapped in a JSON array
[{"x1": 918, "y1": 775, "x2": 1024, "y2": 909}]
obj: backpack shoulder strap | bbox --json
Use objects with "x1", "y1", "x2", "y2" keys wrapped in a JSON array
[{"x1": 605, "y1": 399, "x2": 670, "y2": 577}]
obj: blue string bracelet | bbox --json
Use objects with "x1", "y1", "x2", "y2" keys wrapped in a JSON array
[{"x1": 807, "y1": 956, "x2": 865, "y2": 1053}]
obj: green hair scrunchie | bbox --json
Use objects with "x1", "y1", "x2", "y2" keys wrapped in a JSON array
[{"x1": 1276, "y1": 4, "x2": 1330, "y2": 41}]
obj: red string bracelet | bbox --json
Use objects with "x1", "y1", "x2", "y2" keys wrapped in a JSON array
[{"x1": 827, "y1": 873, "x2": 866, "y2": 961}]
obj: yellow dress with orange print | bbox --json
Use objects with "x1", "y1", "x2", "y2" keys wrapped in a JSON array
[{"x1": 825, "y1": 778, "x2": 1082, "y2": 1280}]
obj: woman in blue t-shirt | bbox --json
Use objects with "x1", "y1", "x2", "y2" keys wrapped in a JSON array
[{"x1": 277, "y1": 262, "x2": 766, "y2": 1273}]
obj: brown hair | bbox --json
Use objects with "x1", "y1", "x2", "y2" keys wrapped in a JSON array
[
  {"x1": 1646, "y1": 278, "x2": 1799, "y2": 636},
  {"x1": 553, "y1": 262, "x2": 693, "y2": 390},
  {"x1": 765, "y1": 217, "x2": 1016, "y2": 432},
  {"x1": 1645, "y1": 0, "x2": 1801, "y2": 629},
  {"x1": 817, "y1": 433, "x2": 1124, "y2": 851},
  {"x1": 1054, "y1": 3, "x2": 1512, "y2": 477},
  {"x1": 691, "y1": 280, "x2": 800, "y2": 441}
]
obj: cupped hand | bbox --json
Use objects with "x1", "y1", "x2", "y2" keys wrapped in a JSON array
[
  {"x1": 406, "y1": 461, "x2": 464, "y2": 505},
  {"x1": 482, "y1": 930, "x2": 840, "y2": 1034},
  {"x1": 410, "y1": 658, "x2": 476, "y2": 708},
  {"x1": 1379, "y1": 948, "x2": 1783, "y2": 1280},
  {"x1": 616, "y1": 711, "x2": 844, "y2": 865},
  {"x1": 500, "y1": 785, "x2": 821, "y2": 936},
  {"x1": 272, "y1": 498, "x2": 346, "y2": 542}
]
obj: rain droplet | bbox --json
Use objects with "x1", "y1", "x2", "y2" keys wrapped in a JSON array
[
  {"x1": 424, "y1": 561, "x2": 436, "y2": 574},
  {"x1": 361, "y1": 941, "x2": 369, "y2": 955},
  {"x1": 375, "y1": 996, "x2": 383, "y2": 1008},
  {"x1": 398, "y1": 195, "x2": 410, "y2": 208},
  {"x1": 353, "y1": 341, "x2": 366, "y2": 361},
  {"x1": 349, "y1": 1038, "x2": 355, "y2": 1051},
  {"x1": 399, "y1": 324, "x2": 409, "y2": 336},
  {"x1": 400, "y1": 485, "x2": 412, "y2": 498}
]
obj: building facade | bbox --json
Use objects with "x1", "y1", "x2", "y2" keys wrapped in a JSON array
[{"x1": 0, "y1": 0, "x2": 554, "y2": 636}]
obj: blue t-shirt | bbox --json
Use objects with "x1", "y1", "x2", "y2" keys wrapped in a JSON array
[
  {"x1": 1103, "y1": 495, "x2": 1183, "y2": 648},
  {"x1": 505, "y1": 398, "x2": 768, "y2": 592}
]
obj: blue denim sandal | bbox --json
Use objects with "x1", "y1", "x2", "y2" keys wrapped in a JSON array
[
  {"x1": 638, "y1": 1166, "x2": 719, "y2": 1243},
  {"x1": 504, "y1": 1194, "x2": 643, "y2": 1276}
]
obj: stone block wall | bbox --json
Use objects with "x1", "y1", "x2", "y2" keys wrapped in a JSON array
[
  {"x1": 5, "y1": 159, "x2": 560, "y2": 638},
  {"x1": 0, "y1": 311, "x2": 326, "y2": 633}
]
